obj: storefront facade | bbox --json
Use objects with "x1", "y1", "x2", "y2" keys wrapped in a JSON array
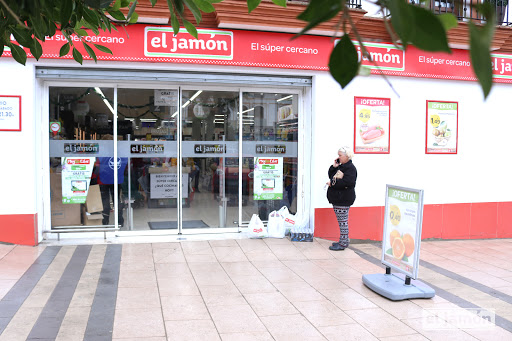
[{"x1": 0, "y1": 23, "x2": 511, "y2": 245}]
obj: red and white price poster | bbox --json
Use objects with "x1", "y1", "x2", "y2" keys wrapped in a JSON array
[
  {"x1": 0, "y1": 95, "x2": 21, "y2": 131},
  {"x1": 354, "y1": 97, "x2": 390, "y2": 154},
  {"x1": 425, "y1": 100, "x2": 458, "y2": 154}
]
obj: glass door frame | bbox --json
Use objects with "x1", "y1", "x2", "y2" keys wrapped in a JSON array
[{"x1": 42, "y1": 80, "x2": 309, "y2": 237}]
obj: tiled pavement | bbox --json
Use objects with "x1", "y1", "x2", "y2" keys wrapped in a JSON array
[{"x1": 1, "y1": 237, "x2": 512, "y2": 340}]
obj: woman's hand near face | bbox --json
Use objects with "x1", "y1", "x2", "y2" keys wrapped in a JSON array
[{"x1": 333, "y1": 159, "x2": 339, "y2": 167}]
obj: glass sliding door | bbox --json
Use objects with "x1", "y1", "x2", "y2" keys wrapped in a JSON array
[
  {"x1": 181, "y1": 89, "x2": 240, "y2": 230},
  {"x1": 241, "y1": 92, "x2": 299, "y2": 223},
  {"x1": 49, "y1": 86, "x2": 118, "y2": 229},
  {"x1": 117, "y1": 88, "x2": 179, "y2": 232}
]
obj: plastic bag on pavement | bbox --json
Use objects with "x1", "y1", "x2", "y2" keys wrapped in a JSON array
[
  {"x1": 284, "y1": 213, "x2": 299, "y2": 233},
  {"x1": 248, "y1": 214, "x2": 267, "y2": 238},
  {"x1": 278, "y1": 206, "x2": 290, "y2": 219},
  {"x1": 267, "y1": 210, "x2": 286, "y2": 238}
]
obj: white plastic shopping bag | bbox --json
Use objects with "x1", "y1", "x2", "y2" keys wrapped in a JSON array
[
  {"x1": 284, "y1": 213, "x2": 299, "y2": 233},
  {"x1": 248, "y1": 214, "x2": 267, "y2": 238},
  {"x1": 267, "y1": 210, "x2": 286, "y2": 238},
  {"x1": 278, "y1": 206, "x2": 290, "y2": 219}
]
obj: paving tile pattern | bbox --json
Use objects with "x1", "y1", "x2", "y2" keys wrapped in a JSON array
[{"x1": 0, "y1": 238, "x2": 512, "y2": 340}]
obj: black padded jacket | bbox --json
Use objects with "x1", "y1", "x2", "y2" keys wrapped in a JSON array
[{"x1": 326, "y1": 160, "x2": 357, "y2": 206}]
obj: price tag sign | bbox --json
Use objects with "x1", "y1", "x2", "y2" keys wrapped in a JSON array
[
  {"x1": 0, "y1": 95, "x2": 21, "y2": 131},
  {"x1": 389, "y1": 204, "x2": 401, "y2": 226},
  {"x1": 429, "y1": 114, "x2": 440, "y2": 127},
  {"x1": 358, "y1": 108, "x2": 371, "y2": 123}
]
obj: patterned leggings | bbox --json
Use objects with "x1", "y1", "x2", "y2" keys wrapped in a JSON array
[{"x1": 333, "y1": 205, "x2": 350, "y2": 247}]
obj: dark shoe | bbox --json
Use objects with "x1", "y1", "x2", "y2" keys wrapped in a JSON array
[{"x1": 329, "y1": 243, "x2": 345, "y2": 251}]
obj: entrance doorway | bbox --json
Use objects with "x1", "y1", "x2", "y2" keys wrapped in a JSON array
[{"x1": 47, "y1": 85, "x2": 301, "y2": 235}]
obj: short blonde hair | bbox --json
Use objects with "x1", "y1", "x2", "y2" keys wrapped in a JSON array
[{"x1": 339, "y1": 146, "x2": 354, "y2": 160}]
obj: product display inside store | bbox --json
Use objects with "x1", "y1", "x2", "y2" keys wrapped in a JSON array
[{"x1": 48, "y1": 86, "x2": 299, "y2": 232}]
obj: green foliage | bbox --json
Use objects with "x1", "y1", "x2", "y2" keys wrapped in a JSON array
[
  {"x1": 0, "y1": 0, "x2": 130, "y2": 64},
  {"x1": 0, "y1": 0, "x2": 499, "y2": 98},
  {"x1": 329, "y1": 35, "x2": 359, "y2": 88}
]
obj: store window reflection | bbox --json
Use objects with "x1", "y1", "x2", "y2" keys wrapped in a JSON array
[
  {"x1": 49, "y1": 87, "x2": 120, "y2": 229},
  {"x1": 117, "y1": 88, "x2": 179, "y2": 231},
  {"x1": 181, "y1": 90, "x2": 239, "y2": 229},
  {"x1": 242, "y1": 93, "x2": 298, "y2": 223}
]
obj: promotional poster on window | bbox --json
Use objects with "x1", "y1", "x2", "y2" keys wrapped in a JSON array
[
  {"x1": 381, "y1": 185, "x2": 424, "y2": 279},
  {"x1": 253, "y1": 157, "x2": 283, "y2": 200},
  {"x1": 61, "y1": 157, "x2": 95, "y2": 204},
  {"x1": 426, "y1": 101, "x2": 458, "y2": 154},
  {"x1": 354, "y1": 97, "x2": 390, "y2": 154}
]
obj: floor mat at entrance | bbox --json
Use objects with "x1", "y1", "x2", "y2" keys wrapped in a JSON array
[{"x1": 148, "y1": 220, "x2": 209, "y2": 229}]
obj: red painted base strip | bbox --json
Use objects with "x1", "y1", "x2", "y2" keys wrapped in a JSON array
[
  {"x1": 315, "y1": 202, "x2": 512, "y2": 241},
  {"x1": 0, "y1": 214, "x2": 38, "y2": 246}
]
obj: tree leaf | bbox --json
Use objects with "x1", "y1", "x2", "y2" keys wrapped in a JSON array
[
  {"x1": 438, "y1": 13, "x2": 458, "y2": 32},
  {"x1": 30, "y1": 38, "x2": 43, "y2": 60},
  {"x1": 183, "y1": 0, "x2": 202, "y2": 24},
  {"x1": 83, "y1": 41, "x2": 97, "y2": 62},
  {"x1": 170, "y1": 11, "x2": 180, "y2": 35},
  {"x1": 75, "y1": 28, "x2": 89, "y2": 36},
  {"x1": 93, "y1": 43, "x2": 113, "y2": 54},
  {"x1": 296, "y1": 0, "x2": 342, "y2": 37},
  {"x1": 128, "y1": 12, "x2": 139, "y2": 23},
  {"x1": 183, "y1": 18, "x2": 198, "y2": 38},
  {"x1": 107, "y1": 9, "x2": 127, "y2": 20},
  {"x1": 247, "y1": 0, "x2": 262, "y2": 13},
  {"x1": 8, "y1": 43, "x2": 27, "y2": 65},
  {"x1": 83, "y1": 7, "x2": 100, "y2": 27},
  {"x1": 11, "y1": 26, "x2": 34, "y2": 48},
  {"x1": 72, "y1": 47, "x2": 84, "y2": 64},
  {"x1": 60, "y1": 0, "x2": 73, "y2": 28},
  {"x1": 29, "y1": 14, "x2": 47, "y2": 40},
  {"x1": 469, "y1": 22, "x2": 494, "y2": 98},
  {"x1": 59, "y1": 42, "x2": 71, "y2": 56},
  {"x1": 48, "y1": 20, "x2": 57, "y2": 37},
  {"x1": 192, "y1": 0, "x2": 216, "y2": 13},
  {"x1": 126, "y1": 0, "x2": 138, "y2": 22},
  {"x1": 329, "y1": 35, "x2": 359, "y2": 88},
  {"x1": 271, "y1": 0, "x2": 286, "y2": 7},
  {"x1": 387, "y1": 0, "x2": 413, "y2": 49},
  {"x1": 409, "y1": 5, "x2": 450, "y2": 53},
  {"x1": 174, "y1": 0, "x2": 185, "y2": 15},
  {"x1": 112, "y1": 0, "x2": 122, "y2": 10},
  {"x1": 150, "y1": 0, "x2": 157, "y2": 5}
]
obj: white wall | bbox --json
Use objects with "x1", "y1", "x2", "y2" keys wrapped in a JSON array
[
  {"x1": 0, "y1": 60, "x2": 38, "y2": 215},
  {"x1": 311, "y1": 72, "x2": 512, "y2": 208}
]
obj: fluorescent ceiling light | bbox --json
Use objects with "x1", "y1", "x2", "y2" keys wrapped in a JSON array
[
  {"x1": 171, "y1": 90, "x2": 203, "y2": 118},
  {"x1": 124, "y1": 118, "x2": 135, "y2": 121},
  {"x1": 237, "y1": 108, "x2": 255, "y2": 115},
  {"x1": 277, "y1": 95, "x2": 293, "y2": 102},
  {"x1": 140, "y1": 118, "x2": 157, "y2": 122},
  {"x1": 94, "y1": 87, "x2": 114, "y2": 114}
]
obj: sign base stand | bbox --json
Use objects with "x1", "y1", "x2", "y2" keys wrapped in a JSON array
[{"x1": 362, "y1": 271, "x2": 435, "y2": 301}]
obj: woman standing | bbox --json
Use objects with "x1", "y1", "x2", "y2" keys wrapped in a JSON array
[{"x1": 326, "y1": 146, "x2": 357, "y2": 251}]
